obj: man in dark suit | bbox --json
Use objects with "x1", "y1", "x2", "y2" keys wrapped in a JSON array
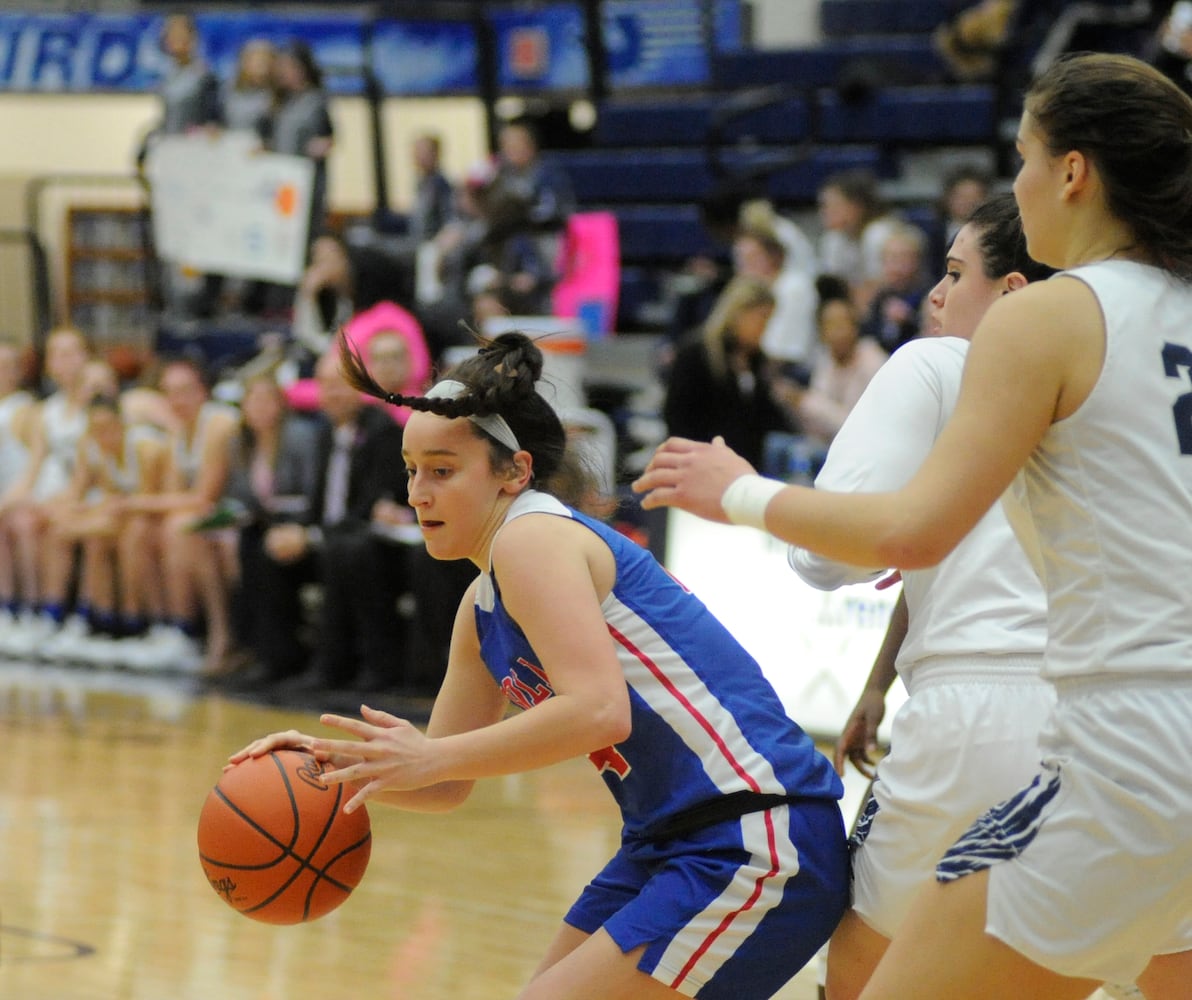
[{"x1": 251, "y1": 349, "x2": 409, "y2": 692}]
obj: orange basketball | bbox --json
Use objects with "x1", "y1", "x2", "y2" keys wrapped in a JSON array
[{"x1": 197, "y1": 750, "x2": 371, "y2": 924}]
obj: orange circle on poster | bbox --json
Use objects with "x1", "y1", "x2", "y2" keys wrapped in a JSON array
[{"x1": 275, "y1": 184, "x2": 297, "y2": 217}]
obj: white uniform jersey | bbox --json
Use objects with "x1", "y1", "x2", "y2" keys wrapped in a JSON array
[
  {"x1": 1002, "y1": 260, "x2": 1192, "y2": 680},
  {"x1": 789, "y1": 337, "x2": 1047, "y2": 680},
  {"x1": 0, "y1": 389, "x2": 32, "y2": 490},
  {"x1": 32, "y1": 392, "x2": 87, "y2": 500},
  {"x1": 171, "y1": 401, "x2": 235, "y2": 489}
]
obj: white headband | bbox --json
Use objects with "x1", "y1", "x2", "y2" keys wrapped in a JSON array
[{"x1": 425, "y1": 379, "x2": 522, "y2": 453}]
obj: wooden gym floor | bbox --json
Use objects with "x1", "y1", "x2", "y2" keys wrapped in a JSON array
[{"x1": 0, "y1": 661, "x2": 829, "y2": 1000}]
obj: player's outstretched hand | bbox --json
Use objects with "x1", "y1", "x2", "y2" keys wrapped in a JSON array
[
  {"x1": 632, "y1": 436, "x2": 756, "y2": 522},
  {"x1": 833, "y1": 688, "x2": 886, "y2": 778},
  {"x1": 310, "y1": 705, "x2": 433, "y2": 812}
]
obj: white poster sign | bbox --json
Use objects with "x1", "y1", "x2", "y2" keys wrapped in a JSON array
[
  {"x1": 664, "y1": 509, "x2": 906, "y2": 742},
  {"x1": 145, "y1": 132, "x2": 313, "y2": 283}
]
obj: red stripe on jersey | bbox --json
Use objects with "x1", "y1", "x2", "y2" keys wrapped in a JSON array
[
  {"x1": 671, "y1": 808, "x2": 784, "y2": 990},
  {"x1": 607, "y1": 622, "x2": 762, "y2": 792}
]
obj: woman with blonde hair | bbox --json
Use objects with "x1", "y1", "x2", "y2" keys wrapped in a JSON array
[{"x1": 663, "y1": 275, "x2": 795, "y2": 469}]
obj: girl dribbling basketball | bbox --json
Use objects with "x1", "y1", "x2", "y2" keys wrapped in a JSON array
[{"x1": 233, "y1": 330, "x2": 850, "y2": 1000}]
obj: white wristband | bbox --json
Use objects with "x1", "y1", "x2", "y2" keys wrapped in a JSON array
[{"x1": 720, "y1": 474, "x2": 785, "y2": 530}]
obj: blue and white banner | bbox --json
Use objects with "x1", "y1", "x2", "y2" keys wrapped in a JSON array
[
  {"x1": 0, "y1": 4, "x2": 740, "y2": 95},
  {"x1": 0, "y1": 12, "x2": 476, "y2": 95},
  {"x1": 493, "y1": 0, "x2": 743, "y2": 90}
]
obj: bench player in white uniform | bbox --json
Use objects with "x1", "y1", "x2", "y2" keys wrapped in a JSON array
[
  {"x1": 0, "y1": 327, "x2": 91, "y2": 658},
  {"x1": 0, "y1": 337, "x2": 34, "y2": 636},
  {"x1": 41, "y1": 393, "x2": 169, "y2": 666},
  {"x1": 787, "y1": 194, "x2": 1058, "y2": 999},
  {"x1": 636, "y1": 52, "x2": 1192, "y2": 999},
  {"x1": 118, "y1": 357, "x2": 237, "y2": 674},
  {"x1": 233, "y1": 331, "x2": 851, "y2": 1000}
]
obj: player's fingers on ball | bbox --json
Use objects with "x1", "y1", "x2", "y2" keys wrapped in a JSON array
[{"x1": 344, "y1": 782, "x2": 377, "y2": 814}]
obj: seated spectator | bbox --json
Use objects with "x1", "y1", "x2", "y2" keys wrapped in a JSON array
[
  {"x1": 774, "y1": 275, "x2": 889, "y2": 454},
  {"x1": 1149, "y1": 1, "x2": 1192, "y2": 96},
  {"x1": 740, "y1": 198, "x2": 817, "y2": 280},
  {"x1": 477, "y1": 118, "x2": 577, "y2": 314},
  {"x1": 733, "y1": 224, "x2": 819, "y2": 374},
  {"x1": 416, "y1": 159, "x2": 492, "y2": 311},
  {"x1": 0, "y1": 326, "x2": 94, "y2": 659},
  {"x1": 283, "y1": 298, "x2": 431, "y2": 421},
  {"x1": 933, "y1": 0, "x2": 1019, "y2": 82},
  {"x1": 930, "y1": 164, "x2": 994, "y2": 268},
  {"x1": 0, "y1": 338, "x2": 35, "y2": 636},
  {"x1": 815, "y1": 169, "x2": 901, "y2": 311},
  {"x1": 346, "y1": 301, "x2": 432, "y2": 426},
  {"x1": 221, "y1": 373, "x2": 320, "y2": 681},
  {"x1": 247, "y1": 349, "x2": 411, "y2": 694},
  {"x1": 118, "y1": 357, "x2": 239, "y2": 674},
  {"x1": 663, "y1": 276, "x2": 795, "y2": 470},
  {"x1": 860, "y1": 222, "x2": 932, "y2": 354},
  {"x1": 40, "y1": 393, "x2": 169, "y2": 666}
]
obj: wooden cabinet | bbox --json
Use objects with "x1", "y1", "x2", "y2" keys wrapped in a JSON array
[{"x1": 63, "y1": 205, "x2": 154, "y2": 349}]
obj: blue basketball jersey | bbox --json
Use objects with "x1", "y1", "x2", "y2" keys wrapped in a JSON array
[{"x1": 473, "y1": 491, "x2": 842, "y2": 839}]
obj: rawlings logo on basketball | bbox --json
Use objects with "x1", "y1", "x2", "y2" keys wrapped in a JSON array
[{"x1": 295, "y1": 755, "x2": 328, "y2": 791}]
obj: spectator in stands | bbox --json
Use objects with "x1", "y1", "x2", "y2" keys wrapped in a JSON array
[
  {"x1": 663, "y1": 276, "x2": 795, "y2": 470},
  {"x1": 774, "y1": 275, "x2": 889, "y2": 454},
  {"x1": 119, "y1": 357, "x2": 239, "y2": 675},
  {"x1": 478, "y1": 118, "x2": 577, "y2": 314},
  {"x1": 0, "y1": 327, "x2": 94, "y2": 659},
  {"x1": 40, "y1": 393, "x2": 170, "y2": 666},
  {"x1": 1149, "y1": 1, "x2": 1192, "y2": 96},
  {"x1": 416, "y1": 158, "x2": 493, "y2": 311},
  {"x1": 250, "y1": 348, "x2": 410, "y2": 694},
  {"x1": 933, "y1": 0, "x2": 1019, "y2": 82},
  {"x1": 741, "y1": 198, "x2": 817, "y2": 280},
  {"x1": 350, "y1": 305, "x2": 433, "y2": 427},
  {"x1": 221, "y1": 38, "x2": 277, "y2": 137},
  {"x1": 140, "y1": 12, "x2": 224, "y2": 319},
  {"x1": 733, "y1": 224, "x2": 819, "y2": 375},
  {"x1": 281, "y1": 231, "x2": 437, "y2": 374},
  {"x1": 0, "y1": 338, "x2": 34, "y2": 639},
  {"x1": 143, "y1": 12, "x2": 222, "y2": 154},
  {"x1": 815, "y1": 169, "x2": 901, "y2": 312},
  {"x1": 284, "y1": 285, "x2": 431, "y2": 420},
  {"x1": 270, "y1": 40, "x2": 334, "y2": 248},
  {"x1": 931, "y1": 164, "x2": 994, "y2": 267},
  {"x1": 860, "y1": 222, "x2": 932, "y2": 355},
  {"x1": 221, "y1": 373, "x2": 320, "y2": 683},
  {"x1": 409, "y1": 133, "x2": 456, "y2": 244}
]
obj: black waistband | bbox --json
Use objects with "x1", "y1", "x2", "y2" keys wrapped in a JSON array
[{"x1": 646, "y1": 790, "x2": 803, "y2": 844}]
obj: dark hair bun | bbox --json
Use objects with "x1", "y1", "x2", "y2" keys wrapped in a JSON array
[{"x1": 471, "y1": 332, "x2": 544, "y2": 411}]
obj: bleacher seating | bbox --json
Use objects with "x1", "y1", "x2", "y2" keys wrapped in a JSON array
[
  {"x1": 554, "y1": 147, "x2": 892, "y2": 206},
  {"x1": 712, "y1": 35, "x2": 947, "y2": 90},
  {"x1": 819, "y1": 0, "x2": 958, "y2": 36},
  {"x1": 547, "y1": 0, "x2": 1009, "y2": 331}
]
